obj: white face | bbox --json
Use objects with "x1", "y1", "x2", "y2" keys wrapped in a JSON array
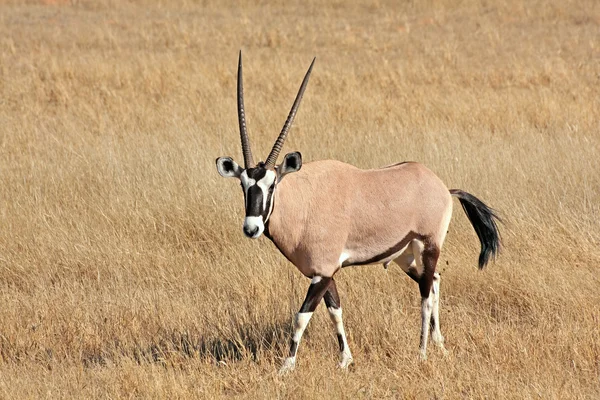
[{"x1": 240, "y1": 168, "x2": 277, "y2": 239}]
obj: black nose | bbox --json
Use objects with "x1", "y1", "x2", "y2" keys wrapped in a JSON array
[{"x1": 243, "y1": 225, "x2": 259, "y2": 238}]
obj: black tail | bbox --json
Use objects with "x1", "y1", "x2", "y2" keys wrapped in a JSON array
[{"x1": 450, "y1": 189, "x2": 501, "y2": 269}]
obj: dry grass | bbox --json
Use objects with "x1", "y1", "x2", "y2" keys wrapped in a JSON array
[{"x1": 1, "y1": 0, "x2": 599, "y2": 398}]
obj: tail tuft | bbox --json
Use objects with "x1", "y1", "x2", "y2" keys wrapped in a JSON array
[{"x1": 450, "y1": 189, "x2": 502, "y2": 269}]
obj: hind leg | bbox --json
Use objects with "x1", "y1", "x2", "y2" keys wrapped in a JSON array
[
  {"x1": 415, "y1": 241, "x2": 440, "y2": 360},
  {"x1": 430, "y1": 272, "x2": 448, "y2": 354},
  {"x1": 394, "y1": 239, "x2": 442, "y2": 360}
]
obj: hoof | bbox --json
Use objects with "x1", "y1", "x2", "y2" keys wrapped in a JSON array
[
  {"x1": 440, "y1": 346, "x2": 449, "y2": 357},
  {"x1": 338, "y1": 354, "x2": 353, "y2": 370},
  {"x1": 278, "y1": 357, "x2": 296, "y2": 375},
  {"x1": 432, "y1": 336, "x2": 448, "y2": 356}
]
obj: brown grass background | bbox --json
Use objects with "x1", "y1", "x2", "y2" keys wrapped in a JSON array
[{"x1": 1, "y1": 0, "x2": 599, "y2": 398}]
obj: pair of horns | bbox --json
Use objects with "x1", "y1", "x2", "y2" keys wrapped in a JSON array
[{"x1": 237, "y1": 51, "x2": 315, "y2": 169}]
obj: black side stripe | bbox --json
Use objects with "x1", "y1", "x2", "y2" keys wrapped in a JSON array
[{"x1": 343, "y1": 231, "x2": 426, "y2": 267}]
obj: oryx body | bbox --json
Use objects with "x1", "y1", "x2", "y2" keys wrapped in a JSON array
[
  {"x1": 266, "y1": 160, "x2": 452, "y2": 280},
  {"x1": 216, "y1": 53, "x2": 501, "y2": 373}
]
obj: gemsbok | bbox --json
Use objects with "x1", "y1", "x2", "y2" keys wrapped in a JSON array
[{"x1": 216, "y1": 52, "x2": 501, "y2": 373}]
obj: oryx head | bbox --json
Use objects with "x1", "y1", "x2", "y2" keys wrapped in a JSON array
[{"x1": 216, "y1": 52, "x2": 314, "y2": 239}]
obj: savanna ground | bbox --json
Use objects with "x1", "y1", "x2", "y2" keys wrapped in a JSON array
[{"x1": 0, "y1": 0, "x2": 599, "y2": 398}]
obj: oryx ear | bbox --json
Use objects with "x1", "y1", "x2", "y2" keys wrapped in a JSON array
[
  {"x1": 277, "y1": 152, "x2": 302, "y2": 181},
  {"x1": 216, "y1": 157, "x2": 243, "y2": 178}
]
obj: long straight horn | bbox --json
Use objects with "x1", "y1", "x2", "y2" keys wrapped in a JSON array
[
  {"x1": 264, "y1": 57, "x2": 315, "y2": 169},
  {"x1": 237, "y1": 51, "x2": 255, "y2": 168}
]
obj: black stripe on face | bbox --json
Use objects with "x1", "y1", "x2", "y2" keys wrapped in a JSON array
[
  {"x1": 242, "y1": 167, "x2": 276, "y2": 220},
  {"x1": 245, "y1": 185, "x2": 264, "y2": 217},
  {"x1": 246, "y1": 167, "x2": 268, "y2": 180}
]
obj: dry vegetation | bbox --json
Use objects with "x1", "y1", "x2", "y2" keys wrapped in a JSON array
[{"x1": 0, "y1": 0, "x2": 599, "y2": 398}]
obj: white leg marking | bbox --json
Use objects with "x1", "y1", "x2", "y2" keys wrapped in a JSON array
[
  {"x1": 311, "y1": 276, "x2": 322, "y2": 284},
  {"x1": 420, "y1": 295, "x2": 433, "y2": 360},
  {"x1": 279, "y1": 312, "x2": 313, "y2": 375},
  {"x1": 328, "y1": 307, "x2": 353, "y2": 369},
  {"x1": 430, "y1": 273, "x2": 448, "y2": 355},
  {"x1": 293, "y1": 312, "x2": 312, "y2": 342},
  {"x1": 409, "y1": 239, "x2": 432, "y2": 360}
]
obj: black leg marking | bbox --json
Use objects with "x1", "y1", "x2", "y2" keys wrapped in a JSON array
[
  {"x1": 418, "y1": 244, "x2": 441, "y2": 358},
  {"x1": 299, "y1": 277, "x2": 332, "y2": 313},
  {"x1": 324, "y1": 279, "x2": 340, "y2": 309},
  {"x1": 286, "y1": 277, "x2": 332, "y2": 358},
  {"x1": 324, "y1": 279, "x2": 350, "y2": 356},
  {"x1": 406, "y1": 268, "x2": 421, "y2": 283},
  {"x1": 325, "y1": 280, "x2": 343, "y2": 352},
  {"x1": 336, "y1": 333, "x2": 345, "y2": 352},
  {"x1": 418, "y1": 245, "x2": 440, "y2": 298},
  {"x1": 289, "y1": 339, "x2": 298, "y2": 357},
  {"x1": 347, "y1": 231, "x2": 425, "y2": 266}
]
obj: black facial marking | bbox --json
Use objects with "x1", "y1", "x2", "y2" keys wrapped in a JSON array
[
  {"x1": 245, "y1": 185, "x2": 264, "y2": 217},
  {"x1": 242, "y1": 167, "x2": 276, "y2": 220},
  {"x1": 245, "y1": 167, "x2": 268, "y2": 181},
  {"x1": 264, "y1": 185, "x2": 274, "y2": 214}
]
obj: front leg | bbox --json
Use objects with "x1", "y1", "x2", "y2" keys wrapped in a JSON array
[
  {"x1": 324, "y1": 279, "x2": 353, "y2": 369},
  {"x1": 279, "y1": 276, "x2": 332, "y2": 374}
]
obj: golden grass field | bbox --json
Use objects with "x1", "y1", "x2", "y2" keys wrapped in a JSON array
[{"x1": 1, "y1": 0, "x2": 599, "y2": 398}]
